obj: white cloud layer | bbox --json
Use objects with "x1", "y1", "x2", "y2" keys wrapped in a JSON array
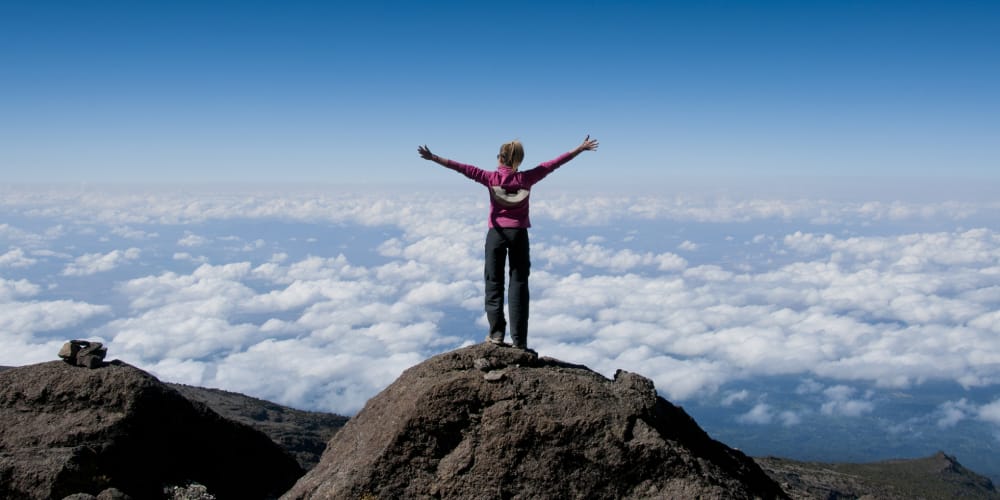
[
  {"x1": 736, "y1": 402, "x2": 804, "y2": 427},
  {"x1": 534, "y1": 240, "x2": 687, "y2": 272},
  {"x1": 820, "y1": 385, "x2": 875, "y2": 417},
  {"x1": 2, "y1": 185, "x2": 995, "y2": 227},
  {"x1": 0, "y1": 248, "x2": 37, "y2": 268},
  {"x1": 63, "y1": 248, "x2": 141, "y2": 276},
  {"x1": 978, "y1": 400, "x2": 1000, "y2": 426},
  {"x1": 0, "y1": 275, "x2": 111, "y2": 365},
  {"x1": 937, "y1": 399, "x2": 977, "y2": 428},
  {"x1": 929, "y1": 398, "x2": 1000, "y2": 429},
  {"x1": 95, "y1": 257, "x2": 470, "y2": 412},
  {"x1": 2, "y1": 186, "x2": 1000, "y2": 419}
]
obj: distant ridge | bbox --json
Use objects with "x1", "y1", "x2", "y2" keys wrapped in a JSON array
[
  {"x1": 168, "y1": 382, "x2": 347, "y2": 470},
  {"x1": 758, "y1": 452, "x2": 999, "y2": 499}
]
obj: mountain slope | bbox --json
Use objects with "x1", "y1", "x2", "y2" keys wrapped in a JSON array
[{"x1": 757, "y1": 451, "x2": 998, "y2": 499}]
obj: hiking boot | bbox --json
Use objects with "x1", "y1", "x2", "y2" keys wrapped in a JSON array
[
  {"x1": 510, "y1": 343, "x2": 537, "y2": 357},
  {"x1": 485, "y1": 333, "x2": 507, "y2": 346}
]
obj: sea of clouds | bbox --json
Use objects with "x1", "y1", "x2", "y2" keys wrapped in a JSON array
[{"x1": 2, "y1": 184, "x2": 999, "y2": 443}]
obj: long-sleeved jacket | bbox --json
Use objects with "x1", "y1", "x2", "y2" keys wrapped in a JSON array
[{"x1": 444, "y1": 152, "x2": 573, "y2": 228}]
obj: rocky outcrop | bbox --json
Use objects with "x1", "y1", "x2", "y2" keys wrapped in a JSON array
[
  {"x1": 0, "y1": 360, "x2": 303, "y2": 500},
  {"x1": 283, "y1": 343, "x2": 787, "y2": 499},
  {"x1": 3, "y1": 351, "x2": 996, "y2": 499}
]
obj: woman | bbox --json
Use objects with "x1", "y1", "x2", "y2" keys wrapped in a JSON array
[{"x1": 417, "y1": 135, "x2": 599, "y2": 349}]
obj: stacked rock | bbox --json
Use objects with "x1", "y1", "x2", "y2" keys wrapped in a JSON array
[{"x1": 58, "y1": 340, "x2": 107, "y2": 369}]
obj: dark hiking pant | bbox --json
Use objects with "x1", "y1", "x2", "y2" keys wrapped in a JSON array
[{"x1": 485, "y1": 227, "x2": 530, "y2": 347}]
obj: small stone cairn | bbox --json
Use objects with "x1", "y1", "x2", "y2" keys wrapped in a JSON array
[{"x1": 58, "y1": 340, "x2": 108, "y2": 368}]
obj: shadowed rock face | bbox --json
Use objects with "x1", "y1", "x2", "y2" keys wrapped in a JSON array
[
  {"x1": 0, "y1": 360, "x2": 303, "y2": 500},
  {"x1": 283, "y1": 343, "x2": 787, "y2": 499},
  {"x1": 168, "y1": 383, "x2": 348, "y2": 471}
]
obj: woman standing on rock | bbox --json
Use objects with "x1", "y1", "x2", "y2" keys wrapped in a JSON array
[{"x1": 418, "y1": 136, "x2": 599, "y2": 349}]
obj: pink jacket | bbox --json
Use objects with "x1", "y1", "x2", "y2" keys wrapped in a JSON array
[{"x1": 445, "y1": 152, "x2": 574, "y2": 228}]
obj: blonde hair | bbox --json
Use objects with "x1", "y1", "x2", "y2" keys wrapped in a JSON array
[{"x1": 498, "y1": 140, "x2": 524, "y2": 169}]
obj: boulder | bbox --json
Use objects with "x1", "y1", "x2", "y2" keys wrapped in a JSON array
[
  {"x1": 283, "y1": 343, "x2": 787, "y2": 499},
  {"x1": 0, "y1": 360, "x2": 303, "y2": 499}
]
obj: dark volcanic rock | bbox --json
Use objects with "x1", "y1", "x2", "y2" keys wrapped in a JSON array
[
  {"x1": 283, "y1": 343, "x2": 787, "y2": 499},
  {"x1": 0, "y1": 360, "x2": 303, "y2": 500}
]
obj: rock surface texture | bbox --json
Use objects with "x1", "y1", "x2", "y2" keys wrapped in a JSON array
[
  {"x1": 283, "y1": 343, "x2": 787, "y2": 499},
  {"x1": 0, "y1": 360, "x2": 303, "y2": 500}
]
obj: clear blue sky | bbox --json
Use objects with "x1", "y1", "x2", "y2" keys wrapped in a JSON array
[{"x1": 2, "y1": 0, "x2": 997, "y2": 183}]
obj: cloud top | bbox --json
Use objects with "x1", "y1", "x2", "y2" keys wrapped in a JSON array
[{"x1": 2, "y1": 186, "x2": 999, "y2": 421}]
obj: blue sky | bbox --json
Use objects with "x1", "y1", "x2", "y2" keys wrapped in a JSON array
[{"x1": 2, "y1": 0, "x2": 997, "y2": 183}]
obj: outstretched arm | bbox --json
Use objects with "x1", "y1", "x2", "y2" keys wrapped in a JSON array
[
  {"x1": 418, "y1": 144, "x2": 492, "y2": 185},
  {"x1": 417, "y1": 145, "x2": 452, "y2": 167},
  {"x1": 522, "y1": 135, "x2": 599, "y2": 184},
  {"x1": 538, "y1": 135, "x2": 599, "y2": 168}
]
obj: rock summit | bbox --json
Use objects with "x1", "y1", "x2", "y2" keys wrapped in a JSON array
[{"x1": 284, "y1": 343, "x2": 787, "y2": 499}]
